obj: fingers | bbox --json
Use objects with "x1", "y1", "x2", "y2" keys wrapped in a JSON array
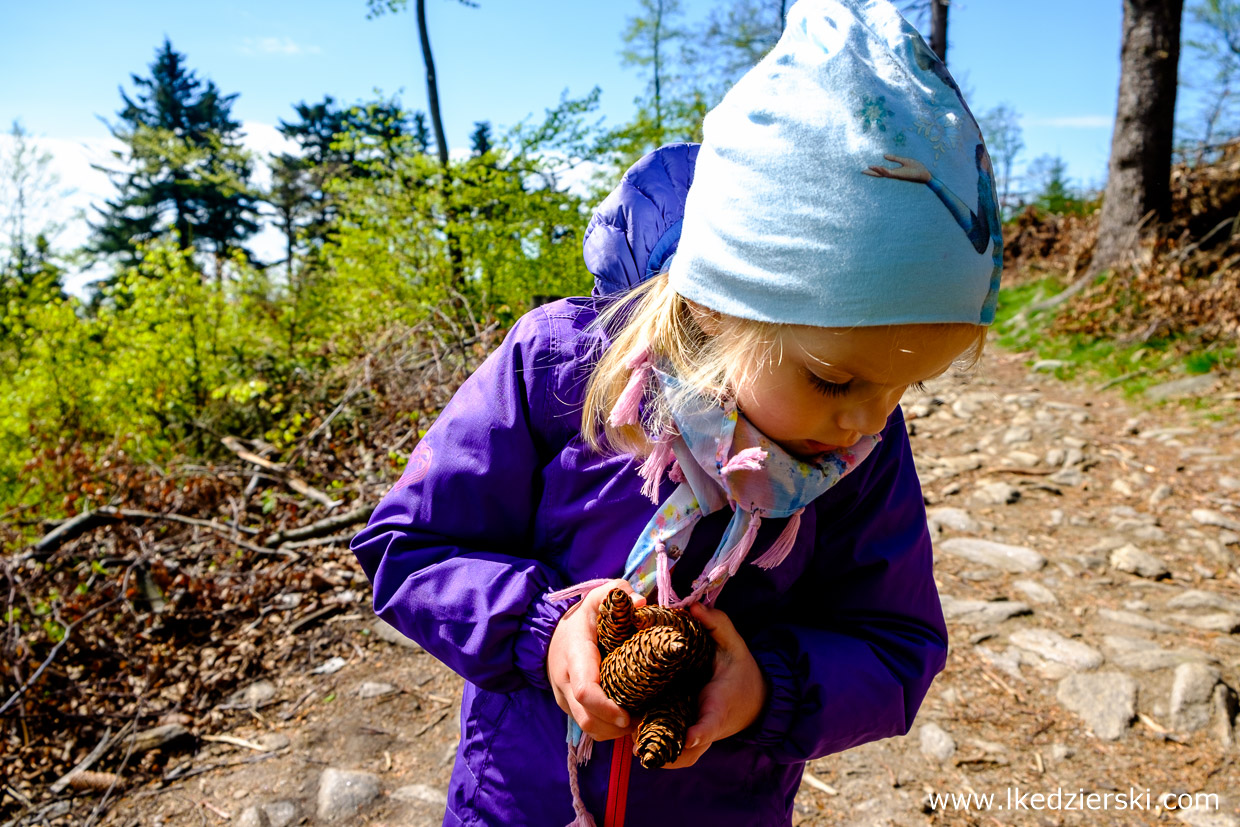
[
  {"x1": 556, "y1": 578, "x2": 644, "y2": 741},
  {"x1": 662, "y1": 697, "x2": 724, "y2": 769},
  {"x1": 689, "y1": 601, "x2": 743, "y2": 651}
]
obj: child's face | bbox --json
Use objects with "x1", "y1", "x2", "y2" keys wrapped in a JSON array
[{"x1": 733, "y1": 324, "x2": 979, "y2": 460}]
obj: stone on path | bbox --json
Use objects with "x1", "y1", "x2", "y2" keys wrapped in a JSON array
[
  {"x1": 1170, "y1": 664, "x2": 1222, "y2": 732},
  {"x1": 1144, "y1": 373, "x2": 1217, "y2": 400},
  {"x1": 1212, "y1": 685, "x2": 1238, "y2": 750},
  {"x1": 973, "y1": 482, "x2": 1021, "y2": 506},
  {"x1": 938, "y1": 538, "x2": 1045, "y2": 573},
  {"x1": 317, "y1": 769, "x2": 381, "y2": 822},
  {"x1": 1002, "y1": 426, "x2": 1033, "y2": 445},
  {"x1": 1012, "y1": 579, "x2": 1058, "y2": 605},
  {"x1": 357, "y1": 681, "x2": 398, "y2": 699},
  {"x1": 1175, "y1": 808, "x2": 1240, "y2": 827},
  {"x1": 1109, "y1": 544, "x2": 1169, "y2": 579},
  {"x1": 236, "y1": 807, "x2": 269, "y2": 827},
  {"x1": 1010, "y1": 629, "x2": 1103, "y2": 670},
  {"x1": 1167, "y1": 590, "x2": 1240, "y2": 613},
  {"x1": 227, "y1": 679, "x2": 277, "y2": 709},
  {"x1": 1192, "y1": 508, "x2": 1240, "y2": 531},
  {"x1": 1171, "y1": 612, "x2": 1240, "y2": 633},
  {"x1": 262, "y1": 801, "x2": 298, "y2": 827},
  {"x1": 392, "y1": 784, "x2": 449, "y2": 805},
  {"x1": 939, "y1": 596, "x2": 1032, "y2": 625},
  {"x1": 1103, "y1": 635, "x2": 1216, "y2": 672},
  {"x1": 1056, "y1": 672, "x2": 1137, "y2": 741},
  {"x1": 1096, "y1": 609, "x2": 1176, "y2": 634},
  {"x1": 925, "y1": 507, "x2": 979, "y2": 535},
  {"x1": 373, "y1": 618, "x2": 421, "y2": 649},
  {"x1": 918, "y1": 722, "x2": 956, "y2": 761}
]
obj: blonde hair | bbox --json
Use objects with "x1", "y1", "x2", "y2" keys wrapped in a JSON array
[{"x1": 581, "y1": 272, "x2": 988, "y2": 458}]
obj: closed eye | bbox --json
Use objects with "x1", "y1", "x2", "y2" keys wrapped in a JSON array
[
  {"x1": 807, "y1": 372, "x2": 852, "y2": 397},
  {"x1": 910, "y1": 381, "x2": 929, "y2": 393}
]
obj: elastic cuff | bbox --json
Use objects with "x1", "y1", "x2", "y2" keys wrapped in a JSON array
[
  {"x1": 512, "y1": 592, "x2": 572, "y2": 691},
  {"x1": 737, "y1": 646, "x2": 799, "y2": 747}
]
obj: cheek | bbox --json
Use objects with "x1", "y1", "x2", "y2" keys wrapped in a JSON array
[{"x1": 737, "y1": 381, "x2": 830, "y2": 438}]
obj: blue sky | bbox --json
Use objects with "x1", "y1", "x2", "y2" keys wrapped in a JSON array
[{"x1": 0, "y1": 0, "x2": 1138, "y2": 293}]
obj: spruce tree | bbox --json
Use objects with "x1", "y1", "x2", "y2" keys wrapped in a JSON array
[{"x1": 89, "y1": 39, "x2": 259, "y2": 286}]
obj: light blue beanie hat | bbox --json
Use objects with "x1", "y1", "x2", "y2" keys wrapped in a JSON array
[{"x1": 667, "y1": 0, "x2": 1002, "y2": 327}]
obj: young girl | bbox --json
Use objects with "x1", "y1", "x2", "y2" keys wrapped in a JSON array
[{"x1": 351, "y1": 0, "x2": 1001, "y2": 824}]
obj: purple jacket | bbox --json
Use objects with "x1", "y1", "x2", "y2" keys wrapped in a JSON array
[{"x1": 351, "y1": 145, "x2": 948, "y2": 826}]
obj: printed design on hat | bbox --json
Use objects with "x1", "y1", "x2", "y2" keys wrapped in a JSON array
[
  {"x1": 856, "y1": 95, "x2": 894, "y2": 132},
  {"x1": 914, "y1": 107, "x2": 962, "y2": 162}
]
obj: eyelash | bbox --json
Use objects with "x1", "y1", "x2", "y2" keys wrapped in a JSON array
[
  {"x1": 808, "y1": 374, "x2": 931, "y2": 397},
  {"x1": 808, "y1": 374, "x2": 852, "y2": 397}
]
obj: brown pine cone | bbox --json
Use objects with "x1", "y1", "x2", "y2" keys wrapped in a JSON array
[
  {"x1": 635, "y1": 605, "x2": 715, "y2": 685},
  {"x1": 599, "y1": 626, "x2": 693, "y2": 711},
  {"x1": 596, "y1": 588, "x2": 637, "y2": 657},
  {"x1": 636, "y1": 693, "x2": 694, "y2": 769}
]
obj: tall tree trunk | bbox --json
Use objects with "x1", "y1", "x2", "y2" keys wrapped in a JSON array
[
  {"x1": 414, "y1": 0, "x2": 463, "y2": 291},
  {"x1": 416, "y1": 0, "x2": 450, "y2": 169},
  {"x1": 654, "y1": 0, "x2": 664, "y2": 142},
  {"x1": 1092, "y1": 0, "x2": 1183, "y2": 276},
  {"x1": 930, "y1": 0, "x2": 948, "y2": 64}
]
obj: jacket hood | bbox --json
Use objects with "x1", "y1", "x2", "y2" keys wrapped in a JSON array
[{"x1": 583, "y1": 142, "x2": 699, "y2": 297}]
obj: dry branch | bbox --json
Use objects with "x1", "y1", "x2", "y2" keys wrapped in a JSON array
[
  {"x1": 221, "y1": 436, "x2": 340, "y2": 510},
  {"x1": 264, "y1": 505, "x2": 373, "y2": 548}
]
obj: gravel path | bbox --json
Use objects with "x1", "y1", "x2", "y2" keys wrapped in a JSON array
[{"x1": 97, "y1": 348, "x2": 1239, "y2": 827}]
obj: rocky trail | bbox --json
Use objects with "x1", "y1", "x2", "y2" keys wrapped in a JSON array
[{"x1": 86, "y1": 349, "x2": 1238, "y2": 827}]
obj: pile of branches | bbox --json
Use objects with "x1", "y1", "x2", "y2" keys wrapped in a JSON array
[
  {"x1": 1003, "y1": 140, "x2": 1240, "y2": 345},
  {"x1": 0, "y1": 298, "x2": 500, "y2": 824}
]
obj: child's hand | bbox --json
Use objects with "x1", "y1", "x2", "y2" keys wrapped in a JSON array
[
  {"x1": 663, "y1": 601, "x2": 767, "y2": 769},
  {"x1": 547, "y1": 579, "x2": 646, "y2": 742}
]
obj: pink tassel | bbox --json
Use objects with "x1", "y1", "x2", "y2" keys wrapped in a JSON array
[
  {"x1": 638, "y1": 438, "x2": 676, "y2": 503},
  {"x1": 547, "y1": 578, "x2": 613, "y2": 603},
  {"x1": 668, "y1": 460, "x2": 685, "y2": 484},
  {"x1": 675, "y1": 513, "x2": 763, "y2": 608},
  {"x1": 719, "y1": 447, "x2": 767, "y2": 476},
  {"x1": 565, "y1": 740, "x2": 597, "y2": 827},
  {"x1": 723, "y1": 513, "x2": 762, "y2": 577},
  {"x1": 607, "y1": 347, "x2": 653, "y2": 428},
  {"x1": 752, "y1": 508, "x2": 804, "y2": 569},
  {"x1": 655, "y1": 543, "x2": 679, "y2": 607}
]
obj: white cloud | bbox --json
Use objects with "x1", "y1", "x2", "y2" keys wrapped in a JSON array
[
  {"x1": 1027, "y1": 115, "x2": 1112, "y2": 129},
  {"x1": 238, "y1": 37, "x2": 322, "y2": 57}
]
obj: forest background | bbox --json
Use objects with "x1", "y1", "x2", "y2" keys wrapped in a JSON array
[{"x1": 0, "y1": 0, "x2": 1238, "y2": 817}]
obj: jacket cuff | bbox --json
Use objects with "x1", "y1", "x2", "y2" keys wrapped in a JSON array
[
  {"x1": 513, "y1": 593, "x2": 572, "y2": 691},
  {"x1": 737, "y1": 645, "x2": 799, "y2": 747}
]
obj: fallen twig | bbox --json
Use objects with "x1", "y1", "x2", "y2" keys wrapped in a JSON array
[
  {"x1": 413, "y1": 709, "x2": 450, "y2": 738},
  {"x1": 264, "y1": 505, "x2": 372, "y2": 548},
  {"x1": 49, "y1": 721, "x2": 136, "y2": 795},
  {"x1": 221, "y1": 437, "x2": 340, "y2": 510},
  {"x1": 200, "y1": 734, "x2": 270, "y2": 752}
]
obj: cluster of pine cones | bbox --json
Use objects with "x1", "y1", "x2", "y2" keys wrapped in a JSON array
[{"x1": 596, "y1": 589, "x2": 715, "y2": 769}]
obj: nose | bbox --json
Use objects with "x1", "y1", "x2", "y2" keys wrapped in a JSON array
[{"x1": 835, "y1": 387, "x2": 900, "y2": 438}]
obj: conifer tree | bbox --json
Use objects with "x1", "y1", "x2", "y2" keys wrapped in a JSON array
[{"x1": 89, "y1": 39, "x2": 259, "y2": 287}]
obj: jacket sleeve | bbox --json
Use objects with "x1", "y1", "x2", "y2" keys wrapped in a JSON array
[
  {"x1": 349, "y1": 308, "x2": 570, "y2": 694},
  {"x1": 740, "y1": 411, "x2": 948, "y2": 762}
]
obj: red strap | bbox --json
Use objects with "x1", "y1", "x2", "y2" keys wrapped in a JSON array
[{"x1": 604, "y1": 736, "x2": 633, "y2": 827}]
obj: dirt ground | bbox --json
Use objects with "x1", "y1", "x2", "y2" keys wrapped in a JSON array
[{"x1": 61, "y1": 348, "x2": 1240, "y2": 826}]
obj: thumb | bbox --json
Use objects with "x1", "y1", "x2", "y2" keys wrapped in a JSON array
[{"x1": 684, "y1": 692, "x2": 727, "y2": 750}]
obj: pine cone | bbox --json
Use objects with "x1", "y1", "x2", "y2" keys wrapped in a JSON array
[
  {"x1": 596, "y1": 588, "x2": 637, "y2": 656},
  {"x1": 636, "y1": 693, "x2": 694, "y2": 770},
  {"x1": 599, "y1": 626, "x2": 694, "y2": 711},
  {"x1": 635, "y1": 605, "x2": 715, "y2": 684}
]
